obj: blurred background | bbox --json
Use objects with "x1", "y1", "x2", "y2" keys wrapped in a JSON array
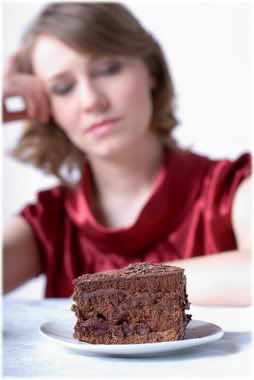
[{"x1": 2, "y1": 1, "x2": 252, "y2": 298}]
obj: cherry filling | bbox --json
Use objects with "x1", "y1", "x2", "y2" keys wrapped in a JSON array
[{"x1": 80, "y1": 314, "x2": 151, "y2": 338}]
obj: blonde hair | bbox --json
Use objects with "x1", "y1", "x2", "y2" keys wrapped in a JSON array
[{"x1": 13, "y1": 2, "x2": 179, "y2": 186}]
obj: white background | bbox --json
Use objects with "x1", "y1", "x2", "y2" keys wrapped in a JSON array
[{"x1": 2, "y1": 1, "x2": 252, "y2": 298}]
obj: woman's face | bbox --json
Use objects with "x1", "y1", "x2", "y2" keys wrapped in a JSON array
[{"x1": 32, "y1": 36, "x2": 156, "y2": 158}]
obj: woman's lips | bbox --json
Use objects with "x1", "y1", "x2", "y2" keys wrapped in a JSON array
[{"x1": 86, "y1": 118, "x2": 121, "y2": 135}]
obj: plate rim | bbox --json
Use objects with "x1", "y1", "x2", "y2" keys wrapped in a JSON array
[{"x1": 39, "y1": 318, "x2": 224, "y2": 355}]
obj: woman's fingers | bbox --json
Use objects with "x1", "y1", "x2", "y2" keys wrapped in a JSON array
[
  {"x1": 23, "y1": 80, "x2": 49, "y2": 123},
  {"x1": 33, "y1": 81, "x2": 50, "y2": 123},
  {"x1": 3, "y1": 106, "x2": 28, "y2": 123},
  {"x1": 3, "y1": 49, "x2": 51, "y2": 124},
  {"x1": 3, "y1": 73, "x2": 51, "y2": 124},
  {"x1": 4, "y1": 49, "x2": 22, "y2": 76}
]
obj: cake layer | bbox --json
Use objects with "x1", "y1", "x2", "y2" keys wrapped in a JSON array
[
  {"x1": 72, "y1": 290, "x2": 189, "y2": 327},
  {"x1": 73, "y1": 289, "x2": 188, "y2": 310},
  {"x1": 73, "y1": 263, "x2": 185, "y2": 293},
  {"x1": 72, "y1": 298, "x2": 186, "y2": 331},
  {"x1": 73, "y1": 316, "x2": 190, "y2": 344}
]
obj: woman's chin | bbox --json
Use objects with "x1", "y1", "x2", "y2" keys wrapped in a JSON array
[{"x1": 77, "y1": 134, "x2": 145, "y2": 160}]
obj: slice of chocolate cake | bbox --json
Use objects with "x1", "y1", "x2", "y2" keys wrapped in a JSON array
[{"x1": 71, "y1": 262, "x2": 191, "y2": 344}]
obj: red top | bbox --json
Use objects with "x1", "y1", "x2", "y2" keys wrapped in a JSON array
[{"x1": 20, "y1": 148, "x2": 251, "y2": 297}]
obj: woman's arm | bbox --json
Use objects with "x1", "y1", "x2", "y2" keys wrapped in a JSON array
[
  {"x1": 3, "y1": 216, "x2": 43, "y2": 294},
  {"x1": 170, "y1": 250, "x2": 251, "y2": 306},
  {"x1": 232, "y1": 176, "x2": 252, "y2": 252},
  {"x1": 3, "y1": 52, "x2": 50, "y2": 293},
  {"x1": 169, "y1": 176, "x2": 252, "y2": 306}
]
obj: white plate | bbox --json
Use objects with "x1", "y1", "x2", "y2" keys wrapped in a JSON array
[{"x1": 40, "y1": 319, "x2": 223, "y2": 357}]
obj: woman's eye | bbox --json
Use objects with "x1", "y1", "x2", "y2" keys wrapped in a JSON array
[
  {"x1": 50, "y1": 83, "x2": 74, "y2": 95},
  {"x1": 93, "y1": 61, "x2": 123, "y2": 77}
]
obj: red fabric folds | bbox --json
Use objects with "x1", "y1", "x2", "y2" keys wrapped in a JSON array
[{"x1": 20, "y1": 149, "x2": 251, "y2": 297}]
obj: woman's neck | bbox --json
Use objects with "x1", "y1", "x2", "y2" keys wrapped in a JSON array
[{"x1": 87, "y1": 134, "x2": 164, "y2": 197}]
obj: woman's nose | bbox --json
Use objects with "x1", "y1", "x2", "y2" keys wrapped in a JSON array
[{"x1": 78, "y1": 79, "x2": 108, "y2": 112}]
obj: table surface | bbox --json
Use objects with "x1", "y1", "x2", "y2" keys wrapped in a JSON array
[{"x1": 3, "y1": 298, "x2": 253, "y2": 378}]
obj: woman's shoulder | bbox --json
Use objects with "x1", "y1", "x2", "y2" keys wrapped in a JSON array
[
  {"x1": 167, "y1": 147, "x2": 251, "y2": 173},
  {"x1": 35, "y1": 181, "x2": 80, "y2": 201},
  {"x1": 20, "y1": 183, "x2": 79, "y2": 217},
  {"x1": 164, "y1": 147, "x2": 251, "y2": 198},
  {"x1": 165, "y1": 148, "x2": 213, "y2": 180}
]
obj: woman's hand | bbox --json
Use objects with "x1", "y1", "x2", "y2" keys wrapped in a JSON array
[{"x1": 3, "y1": 51, "x2": 50, "y2": 123}]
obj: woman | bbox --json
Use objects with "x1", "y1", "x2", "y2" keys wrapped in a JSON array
[{"x1": 3, "y1": 3, "x2": 251, "y2": 304}]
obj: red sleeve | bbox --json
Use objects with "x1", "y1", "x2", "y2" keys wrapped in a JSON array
[
  {"x1": 19, "y1": 185, "x2": 66, "y2": 274},
  {"x1": 202, "y1": 153, "x2": 251, "y2": 252}
]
